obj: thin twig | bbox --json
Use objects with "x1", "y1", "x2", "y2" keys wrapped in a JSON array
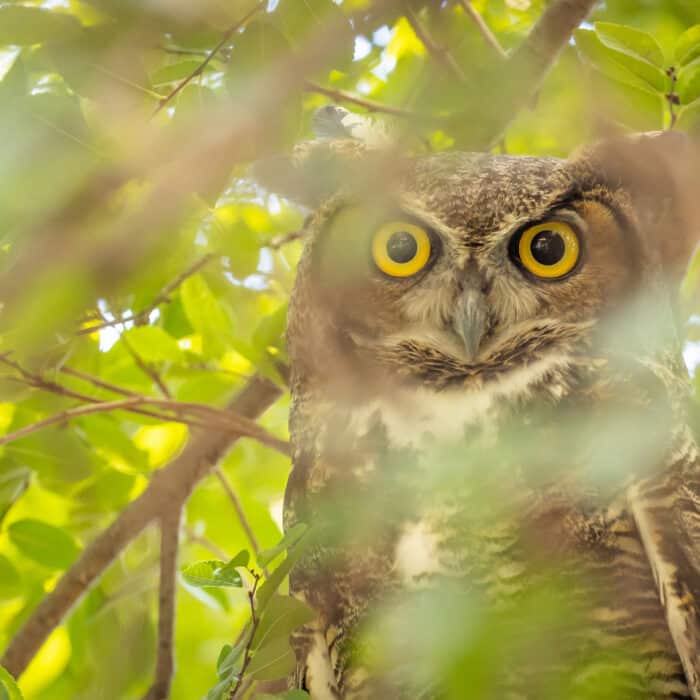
[
  {"x1": 228, "y1": 572, "x2": 261, "y2": 700},
  {"x1": 214, "y1": 468, "x2": 268, "y2": 576},
  {"x1": 3, "y1": 359, "x2": 208, "y2": 428},
  {"x1": 1, "y1": 375, "x2": 283, "y2": 678},
  {"x1": 184, "y1": 525, "x2": 230, "y2": 560},
  {"x1": 153, "y1": 3, "x2": 265, "y2": 116},
  {"x1": 77, "y1": 253, "x2": 215, "y2": 336},
  {"x1": 0, "y1": 398, "x2": 144, "y2": 446},
  {"x1": 268, "y1": 230, "x2": 306, "y2": 250},
  {"x1": 457, "y1": 0, "x2": 506, "y2": 58},
  {"x1": 0, "y1": 357, "x2": 289, "y2": 454},
  {"x1": 303, "y1": 80, "x2": 416, "y2": 118},
  {"x1": 121, "y1": 333, "x2": 173, "y2": 398},
  {"x1": 403, "y1": 3, "x2": 467, "y2": 83},
  {"x1": 141, "y1": 507, "x2": 182, "y2": 700},
  {"x1": 60, "y1": 366, "x2": 140, "y2": 398}
]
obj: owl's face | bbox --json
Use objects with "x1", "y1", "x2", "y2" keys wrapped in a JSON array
[{"x1": 306, "y1": 152, "x2": 637, "y2": 389}]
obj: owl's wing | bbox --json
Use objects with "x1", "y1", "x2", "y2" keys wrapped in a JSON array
[{"x1": 629, "y1": 430, "x2": 700, "y2": 698}]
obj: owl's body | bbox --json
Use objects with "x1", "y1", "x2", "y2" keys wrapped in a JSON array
[{"x1": 269, "y1": 134, "x2": 700, "y2": 699}]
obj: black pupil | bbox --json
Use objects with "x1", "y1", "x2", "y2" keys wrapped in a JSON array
[
  {"x1": 387, "y1": 231, "x2": 418, "y2": 263},
  {"x1": 530, "y1": 231, "x2": 565, "y2": 265}
]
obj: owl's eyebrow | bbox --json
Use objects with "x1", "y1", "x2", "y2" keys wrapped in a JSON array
[{"x1": 554, "y1": 190, "x2": 642, "y2": 276}]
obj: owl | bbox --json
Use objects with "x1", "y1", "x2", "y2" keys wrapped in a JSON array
[{"x1": 258, "y1": 112, "x2": 700, "y2": 699}]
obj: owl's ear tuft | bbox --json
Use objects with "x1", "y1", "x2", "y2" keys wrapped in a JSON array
[{"x1": 572, "y1": 131, "x2": 700, "y2": 279}]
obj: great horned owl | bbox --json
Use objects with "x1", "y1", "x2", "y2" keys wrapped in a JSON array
[{"x1": 259, "y1": 118, "x2": 700, "y2": 699}]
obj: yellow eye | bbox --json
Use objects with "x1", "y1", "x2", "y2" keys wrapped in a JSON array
[
  {"x1": 372, "y1": 221, "x2": 432, "y2": 278},
  {"x1": 515, "y1": 221, "x2": 580, "y2": 279}
]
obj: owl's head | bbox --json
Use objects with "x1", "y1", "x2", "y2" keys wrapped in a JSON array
[{"x1": 258, "y1": 127, "x2": 697, "y2": 399}]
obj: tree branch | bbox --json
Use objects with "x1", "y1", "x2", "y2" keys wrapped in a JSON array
[
  {"x1": 456, "y1": 0, "x2": 506, "y2": 58},
  {"x1": 1, "y1": 374, "x2": 283, "y2": 679},
  {"x1": 403, "y1": 3, "x2": 467, "y2": 84},
  {"x1": 455, "y1": 0, "x2": 598, "y2": 149},
  {"x1": 509, "y1": 0, "x2": 597, "y2": 89},
  {"x1": 141, "y1": 507, "x2": 182, "y2": 700}
]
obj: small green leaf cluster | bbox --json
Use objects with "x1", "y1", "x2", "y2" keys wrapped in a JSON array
[
  {"x1": 182, "y1": 526, "x2": 311, "y2": 699},
  {"x1": 575, "y1": 22, "x2": 700, "y2": 130}
]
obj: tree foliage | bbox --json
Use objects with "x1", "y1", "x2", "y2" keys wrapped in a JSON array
[{"x1": 0, "y1": 0, "x2": 699, "y2": 698}]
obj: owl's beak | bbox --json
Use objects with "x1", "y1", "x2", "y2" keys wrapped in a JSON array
[{"x1": 453, "y1": 288, "x2": 487, "y2": 361}]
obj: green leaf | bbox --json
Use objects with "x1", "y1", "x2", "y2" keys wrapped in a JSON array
[
  {"x1": 204, "y1": 678, "x2": 234, "y2": 700},
  {"x1": 180, "y1": 274, "x2": 235, "y2": 358},
  {"x1": 273, "y1": 0, "x2": 354, "y2": 72},
  {"x1": 682, "y1": 243, "x2": 700, "y2": 302},
  {"x1": 181, "y1": 558, "x2": 244, "y2": 588},
  {"x1": 589, "y1": 27, "x2": 667, "y2": 92},
  {"x1": 0, "y1": 7, "x2": 81, "y2": 47},
  {"x1": 0, "y1": 667, "x2": 23, "y2": 700},
  {"x1": 257, "y1": 523, "x2": 307, "y2": 568},
  {"x1": 123, "y1": 325, "x2": 183, "y2": 363},
  {"x1": 251, "y1": 594, "x2": 316, "y2": 651},
  {"x1": 8, "y1": 519, "x2": 80, "y2": 570},
  {"x1": 258, "y1": 692, "x2": 309, "y2": 700},
  {"x1": 677, "y1": 97, "x2": 700, "y2": 133},
  {"x1": 595, "y1": 22, "x2": 665, "y2": 67},
  {"x1": 252, "y1": 303, "x2": 289, "y2": 362},
  {"x1": 0, "y1": 555, "x2": 22, "y2": 601},
  {"x1": 257, "y1": 528, "x2": 310, "y2": 611},
  {"x1": 574, "y1": 29, "x2": 654, "y2": 91},
  {"x1": 226, "y1": 21, "x2": 301, "y2": 149},
  {"x1": 675, "y1": 24, "x2": 700, "y2": 66},
  {"x1": 0, "y1": 466, "x2": 30, "y2": 525},
  {"x1": 216, "y1": 641, "x2": 246, "y2": 681},
  {"x1": 227, "y1": 21, "x2": 292, "y2": 93},
  {"x1": 678, "y1": 58, "x2": 700, "y2": 105},
  {"x1": 151, "y1": 60, "x2": 211, "y2": 87},
  {"x1": 246, "y1": 636, "x2": 296, "y2": 681}
]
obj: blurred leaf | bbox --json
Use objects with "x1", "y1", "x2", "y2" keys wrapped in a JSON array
[
  {"x1": 0, "y1": 555, "x2": 22, "y2": 601},
  {"x1": 595, "y1": 22, "x2": 665, "y2": 67},
  {"x1": 250, "y1": 594, "x2": 316, "y2": 651},
  {"x1": 273, "y1": 0, "x2": 355, "y2": 72},
  {"x1": 678, "y1": 58, "x2": 700, "y2": 105},
  {"x1": 0, "y1": 667, "x2": 23, "y2": 700},
  {"x1": 246, "y1": 636, "x2": 295, "y2": 681},
  {"x1": 123, "y1": 325, "x2": 183, "y2": 363},
  {"x1": 8, "y1": 519, "x2": 81, "y2": 570},
  {"x1": 216, "y1": 641, "x2": 245, "y2": 681},
  {"x1": 226, "y1": 21, "x2": 302, "y2": 150},
  {"x1": 0, "y1": 465, "x2": 30, "y2": 525},
  {"x1": 256, "y1": 528, "x2": 310, "y2": 610},
  {"x1": 181, "y1": 558, "x2": 244, "y2": 588},
  {"x1": 151, "y1": 60, "x2": 211, "y2": 87},
  {"x1": 257, "y1": 692, "x2": 309, "y2": 700},
  {"x1": 253, "y1": 303, "x2": 288, "y2": 363},
  {"x1": 677, "y1": 97, "x2": 700, "y2": 132},
  {"x1": 0, "y1": 6, "x2": 81, "y2": 47},
  {"x1": 133, "y1": 423, "x2": 188, "y2": 469},
  {"x1": 257, "y1": 522, "x2": 307, "y2": 567},
  {"x1": 180, "y1": 274, "x2": 235, "y2": 358},
  {"x1": 675, "y1": 24, "x2": 700, "y2": 66},
  {"x1": 227, "y1": 22, "x2": 293, "y2": 94}
]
